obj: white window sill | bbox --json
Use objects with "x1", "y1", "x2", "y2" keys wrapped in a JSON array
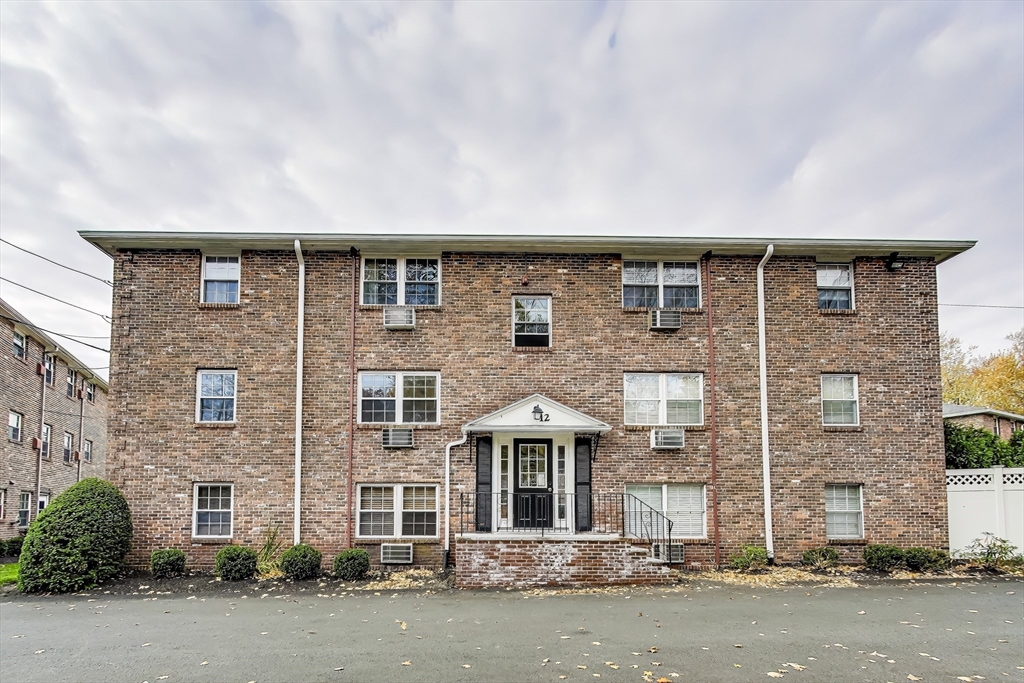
[
  {"x1": 195, "y1": 422, "x2": 237, "y2": 429},
  {"x1": 458, "y1": 533, "x2": 622, "y2": 541}
]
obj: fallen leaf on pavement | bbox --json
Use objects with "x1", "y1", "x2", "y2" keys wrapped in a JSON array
[
  {"x1": 334, "y1": 667, "x2": 344, "y2": 671},
  {"x1": 200, "y1": 661, "x2": 208, "y2": 666},
  {"x1": 578, "y1": 665, "x2": 588, "y2": 670},
  {"x1": 768, "y1": 673, "x2": 785, "y2": 678},
  {"x1": 786, "y1": 663, "x2": 806, "y2": 670},
  {"x1": 401, "y1": 661, "x2": 411, "y2": 666},
  {"x1": 648, "y1": 647, "x2": 659, "y2": 653},
  {"x1": 908, "y1": 676, "x2": 922, "y2": 681},
  {"x1": 734, "y1": 644, "x2": 743, "y2": 648},
  {"x1": 462, "y1": 664, "x2": 471, "y2": 668}
]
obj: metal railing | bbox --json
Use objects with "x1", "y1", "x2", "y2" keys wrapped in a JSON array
[{"x1": 458, "y1": 492, "x2": 678, "y2": 563}]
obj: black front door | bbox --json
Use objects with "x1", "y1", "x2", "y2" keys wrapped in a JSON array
[{"x1": 512, "y1": 438, "x2": 553, "y2": 529}]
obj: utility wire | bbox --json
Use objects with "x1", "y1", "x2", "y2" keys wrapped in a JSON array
[
  {"x1": 939, "y1": 303, "x2": 1023, "y2": 310},
  {"x1": 0, "y1": 314, "x2": 110, "y2": 353},
  {"x1": 0, "y1": 238, "x2": 113, "y2": 286},
  {"x1": 0, "y1": 277, "x2": 112, "y2": 322}
]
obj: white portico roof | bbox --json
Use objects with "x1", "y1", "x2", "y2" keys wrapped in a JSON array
[{"x1": 462, "y1": 394, "x2": 612, "y2": 434}]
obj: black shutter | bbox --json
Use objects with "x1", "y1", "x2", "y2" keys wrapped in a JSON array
[
  {"x1": 574, "y1": 437, "x2": 592, "y2": 532},
  {"x1": 476, "y1": 436, "x2": 492, "y2": 532}
]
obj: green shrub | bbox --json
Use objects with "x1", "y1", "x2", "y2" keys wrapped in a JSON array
[
  {"x1": 863, "y1": 544, "x2": 905, "y2": 572},
  {"x1": 151, "y1": 548, "x2": 187, "y2": 579},
  {"x1": 280, "y1": 544, "x2": 322, "y2": 581},
  {"x1": 3, "y1": 536, "x2": 24, "y2": 558},
  {"x1": 801, "y1": 546, "x2": 839, "y2": 570},
  {"x1": 215, "y1": 545, "x2": 258, "y2": 581},
  {"x1": 961, "y1": 533, "x2": 1019, "y2": 569},
  {"x1": 729, "y1": 545, "x2": 769, "y2": 571},
  {"x1": 927, "y1": 549, "x2": 951, "y2": 571},
  {"x1": 18, "y1": 478, "x2": 133, "y2": 593},
  {"x1": 944, "y1": 422, "x2": 1022, "y2": 469},
  {"x1": 334, "y1": 548, "x2": 370, "y2": 581}
]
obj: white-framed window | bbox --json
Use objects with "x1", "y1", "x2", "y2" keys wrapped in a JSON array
[
  {"x1": 0, "y1": 489, "x2": 5, "y2": 522},
  {"x1": 41, "y1": 423, "x2": 51, "y2": 458},
  {"x1": 512, "y1": 296, "x2": 551, "y2": 347},
  {"x1": 356, "y1": 484, "x2": 438, "y2": 538},
  {"x1": 625, "y1": 484, "x2": 706, "y2": 538},
  {"x1": 13, "y1": 330, "x2": 26, "y2": 360},
  {"x1": 358, "y1": 371, "x2": 439, "y2": 424},
  {"x1": 18, "y1": 492, "x2": 30, "y2": 527},
  {"x1": 622, "y1": 260, "x2": 700, "y2": 309},
  {"x1": 8, "y1": 411, "x2": 22, "y2": 441},
  {"x1": 817, "y1": 263, "x2": 853, "y2": 310},
  {"x1": 43, "y1": 354, "x2": 54, "y2": 385},
  {"x1": 821, "y1": 374, "x2": 859, "y2": 426},
  {"x1": 38, "y1": 493, "x2": 48, "y2": 512},
  {"x1": 201, "y1": 254, "x2": 240, "y2": 304},
  {"x1": 63, "y1": 432, "x2": 74, "y2": 465},
  {"x1": 624, "y1": 373, "x2": 704, "y2": 426},
  {"x1": 83, "y1": 439, "x2": 93, "y2": 463},
  {"x1": 361, "y1": 257, "x2": 440, "y2": 306},
  {"x1": 67, "y1": 368, "x2": 77, "y2": 398},
  {"x1": 196, "y1": 370, "x2": 237, "y2": 423},
  {"x1": 193, "y1": 483, "x2": 233, "y2": 538},
  {"x1": 826, "y1": 484, "x2": 863, "y2": 539},
  {"x1": 86, "y1": 382, "x2": 96, "y2": 403}
]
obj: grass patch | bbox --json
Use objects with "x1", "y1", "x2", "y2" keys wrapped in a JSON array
[{"x1": 0, "y1": 563, "x2": 18, "y2": 587}]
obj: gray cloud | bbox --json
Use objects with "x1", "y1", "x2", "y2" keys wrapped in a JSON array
[{"x1": 1, "y1": 0, "x2": 1020, "y2": 373}]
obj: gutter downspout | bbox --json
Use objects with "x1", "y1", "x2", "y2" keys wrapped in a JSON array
[
  {"x1": 34, "y1": 352, "x2": 48, "y2": 523},
  {"x1": 757, "y1": 245, "x2": 775, "y2": 560},
  {"x1": 293, "y1": 240, "x2": 306, "y2": 545},
  {"x1": 702, "y1": 251, "x2": 722, "y2": 567},
  {"x1": 346, "y1": 247, "x2": 359, "y2": 548},
  {"x1": 443, "y1": 430, "x2": 469, "y2": 571},
  {"x1": 77, "y1": 384, "x2": 85, "y2": 482}
]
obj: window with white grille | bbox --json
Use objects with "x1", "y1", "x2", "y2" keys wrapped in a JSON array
[
  {"x1": 63, "y1": 432, "x2": 74, "y2": 465},
  {"x1": 8, "y1": 411, "x2": 22, "y2": 441},
  {"x1": 625, "y1": 484, "x2": 706, "y2": 538},
  {"x1": 193, "y1": 483, "x2": 233, "y2": 538},
  {"x1": 821, "y1": 374, "x2": 859, "y2": 425},
  {"x1": 13, "y1": 330, "x2": 26, "y2": 360},
  {"x1": 357, "y1": 484, "x2": 438, "y2": 538},
  {"x1": 86, "y1": 382, "x2": 96, "y2": 403},
  {"x1": 362, "y1": 258, "x2": 440, "y2": 306},
  {"x1": 825, "y1": 484, "x2": 863, "y2": 539},
  {"x1": 83, "y1": 439, "x2": 93, "y2": 463},
  {"x1": 18, "y1": 492, "x2": 30, "y2": 527},
  {"x1": 201, "y1": 255, "x2": 240, "y2": 304},
  {"x1": 196, "y1": 370, "x2": 237, "y2": 423},
  {"x1": 513, "y1": 297, "x2": 551, "y2": 347},
  {"x1": 41, "y1": 423, "x2": 51, "y2": 459},
  {"x1": 67, "y1": 368, "x2": 77, "y2": 398},
  {"x1": 624, "y1": 373, "x2": 703, "y2": 426},
  {"x1": 358, "y1": 372, "x2": 439, "y2": 424},
  {"x1": 622, "y1": 260, "x2": 700, "y2": 308},
  {"x1": 43, "y1": 354, "x2": 54, "y2": 385},
  {"x1": 817, "y1": 263, "x2": 853, "y2": 310}
]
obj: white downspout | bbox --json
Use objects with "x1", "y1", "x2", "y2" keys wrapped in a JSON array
[
  {"x1": 443, "y1": 430, "x2": 469, "y2": 569},
  {"x1": 757, "y1": 244, "x2": 775, "y2": 559},
  {"x1": 293, "y1": 240, "x2": 306, "y2": 546}
]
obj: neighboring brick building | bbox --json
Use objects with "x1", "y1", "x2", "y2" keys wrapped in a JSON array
[
  {"x1": 82, "y1": 232, "x2": 972, "y2": 586},
  {"x1": 943, "y1": 404, "x2": 1024, "y2": 440},
  {"x1": 1, "y1": 298, "x2": 108, "y2": 540}
]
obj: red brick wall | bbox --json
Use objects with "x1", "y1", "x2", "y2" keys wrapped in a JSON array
[{"x1": 107, "y1": 247, "x2": 949, "y2": 573}]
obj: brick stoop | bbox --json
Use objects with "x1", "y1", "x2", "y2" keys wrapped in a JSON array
[{"x1": 454, "y1": 537, "x2": 674, "y2": 588}]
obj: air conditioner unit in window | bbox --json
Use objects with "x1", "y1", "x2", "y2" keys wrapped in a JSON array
[
  {"x1": 31, "y1": 437, "x2": 42, "y2": 449},
  {"x1": 383, "y1": 306, "x2": 416, "y2": 329},
  {"x1": 649, "y1": 310, "x2": 682, "y2": 330},
  {"x1": 651, "y1": 542, "x2": 685, "y2": 563},
  {"x1": 36, "y1": 363, "x2": 45, "y2": 376},
  {"x1": 382, "y1": 428, "x2": 414, "y2": 448},
  {"x1": 650, "y1": 429, "x2": 685, "y2": 449},
  {"x1": 76, "y1": 389, "x2": 84, "y2": 399},
  {"x1": 381, "y1": 543, "x2": 413, "y2": 564}
]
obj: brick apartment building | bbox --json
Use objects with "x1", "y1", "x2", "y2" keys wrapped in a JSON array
[
  {"x1": 82, "y1": 232, "x2": 972, "y2": 587},
  {"x1": 1, "y1": 298, "x2": 108, "y2": 540},
  {"x1": 943, "y1": 404, "x2": 1024, "y2": 441}
]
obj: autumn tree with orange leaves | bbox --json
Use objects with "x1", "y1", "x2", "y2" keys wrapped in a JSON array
[{"x1": 941, "y1": 328, "x2": 1024, "y2": 416}]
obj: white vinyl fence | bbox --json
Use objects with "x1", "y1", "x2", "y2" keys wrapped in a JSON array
[{"x1": 946, "y1": 467, "x2": 1024, "y2": 555}]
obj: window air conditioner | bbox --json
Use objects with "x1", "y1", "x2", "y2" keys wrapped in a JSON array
[
  {"x1": 381, "y1": 543, "x2": 413, "y2": 564},
  {"x1": 383, "y1": 307, "x2": 416, "y2": 330},
  {"x1": 650, "y1": 429, "x2": 685, "y2": 449},
  {"x1": 649, "y1": 310, "x2": 682, "y2": 330},
  {"x1": 382, "y1": 428, "x2": 414, "y2": 448}
]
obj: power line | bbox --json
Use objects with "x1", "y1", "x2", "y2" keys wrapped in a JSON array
[
  {"x1": 0, "y1": 277, "x2": 112, "y2": 322},
  {"x1": 0, "y1": 313, "x2": 110, "y2": 353},
  {"x1": 0, "y1": 238, "x2": 113, "y2": 286},
  {"x1": 939, "y1": 303, "x2": 1023, "y2": 310}
]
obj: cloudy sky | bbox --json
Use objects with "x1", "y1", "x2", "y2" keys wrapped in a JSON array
[{"x1": 1, "y1": 1, "x2": 1021, "y2": 380}]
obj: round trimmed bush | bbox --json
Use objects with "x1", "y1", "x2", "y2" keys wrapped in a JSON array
[
  {"x1": 215, "y1": 545, "x2": 258, "y2": 581},
  {"x1": 151, "y1": 548, "x2": 187, "y2": 579},
  {"x1": 18, "y1": 478, "x2": 133, "y2": 593},
  {"x1": 863, "y1": 544, "x2": 905, "y2": 572},
  {"x1": 280, "y1": 544, "x2": 322, "y2": 581},
  {"x1": 801, "y1": 546, "x2": 839, "y2": 570},
  {"x1": 334, "y1": 548, "x2": 370, "y2": 581}
]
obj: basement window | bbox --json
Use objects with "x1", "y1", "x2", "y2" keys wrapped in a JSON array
[{"x1": 826, "y1": 484, "x2": 863, "y2": 539}]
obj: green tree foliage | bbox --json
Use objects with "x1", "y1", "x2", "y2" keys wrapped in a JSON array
[
  {"x1": 18, "y1": 478, "x2": 133, "y2": 593},
  {"x1": 945, "y1": 422, "x2": 1024, "y2": 468}
]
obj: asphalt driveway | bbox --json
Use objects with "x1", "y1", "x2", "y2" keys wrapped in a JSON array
[{"x1": 1, "y1": 577, "x2": 1021, "y2": 683}]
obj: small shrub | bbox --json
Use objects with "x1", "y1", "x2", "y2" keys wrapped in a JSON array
[
  {"x1": 863, "y1": 544, "x2": 905, "y2": 572},
  {"x1": 215, "y1": 545, "x2": 258, "y2": 581},
  {"x1": 729, "y1": 545, "x2": 769, "y2": 571},
  {"x1": 961, "y1": 533, "x2": 1019, "y2": 570},
  {"x1": 280, "y1": 544, "x2": 322, "y2": 581},
  {"x1": 18, "y1": 478, "x2": 133, "y2": 593},
  {"x1": 903, "y1": 547, "x2": 949, "y2": 572},
  {"x1": 801, "y1": 546, "x2": 839, "y2": 570},
  {"x1": 151, "y1": 549, "x2": 187, "y2": 579},
  {"x1": 334, "y1": 548, "x2": 370, "y2": 581},
  {"x1": 256, "y1": 524, "x2": 285, "y2": 578},
  {"x1": 3, "y1": 536, "x2": 24, "y2": 558},
  {"x1": 927, "y1": 549, "x2": 951, "y2": 571}
]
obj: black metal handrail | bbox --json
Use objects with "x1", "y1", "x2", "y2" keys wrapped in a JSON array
[{"x1": 457, "y1": 492, "x2": 678, "y2": 564}]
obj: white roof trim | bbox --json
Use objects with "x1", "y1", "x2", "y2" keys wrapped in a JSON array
[{"x1": 462, "y1": 393, "x2": 612, "y2": 433}]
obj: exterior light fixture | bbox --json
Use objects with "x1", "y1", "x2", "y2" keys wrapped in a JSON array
[
  {"x1": 532, "y1": 404, "x2": 544, "y2": 421},
  {"x1": 886, "y1": 252, "x2": 905, "y2": 271}
]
